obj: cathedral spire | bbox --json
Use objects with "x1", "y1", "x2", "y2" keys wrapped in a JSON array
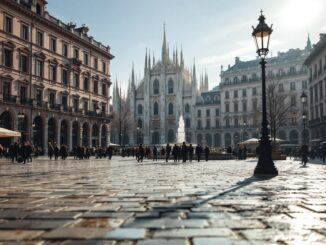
[
  {"x1": 204, "y1": 70, "x2": 209, "y2": 92},
  {"x1": 176, "y1": 46, "x2": 179, "y2": 66},
  {"x1": 192, "y1": 58, "x2": 197, "y2": 83},
  {"x1": 153, "y1": 52, "x2": 155, "y2": 66},
  {"x1": 180, "y1": 45, "x2": 184, "y2": 68},
  {"x1": 145, "y1": 48, "x2": 148, "y2": 70},
  {"x1": 131, "y1": 62, "x2": 135, "y2": 88},
  {"x1": 162, "y1": 23, "x2": 168, "y2": 64},
  {"x1": 148, "y1": 49, "x2": 151, "y2": 69},
  {"x1": 306, "y1": 33, "x2": 312, "y2": 50},
  {"x1": 173, "y1": 47, "x2": 176, "y2": 64}
]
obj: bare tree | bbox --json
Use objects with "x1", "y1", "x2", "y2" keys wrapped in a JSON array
[
  {"x1": 110, "y1": 99, "x2": 136, "y2": 146},
  {"x1": 266, "y1": 79, "x2": 292, "y2": 147}
]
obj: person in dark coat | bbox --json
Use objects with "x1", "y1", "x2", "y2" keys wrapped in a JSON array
[
  {"x1": 19, "y1": 142, "x2": 28, "y2": 164},
  {"x1": 172, "y1": 144, "x2": 179, "y2": 163},
  {"x1": 138, "y1": 144, "x2": 144, "y2": 163},
  {"x1": 300, "y1": 144, "x2": 309, "y2": 166},
  {"x1": 152, "y1": 146, "x2": 158, "y2": 162},
  {"x1": 60, "y1": 145, "x2": 68, "y2": 160},
  {"x1": 166, "y1": 144, "x2": 171, "y2": 163},
  {"x1": 48, "y1": 142, "x2": 54, "y2": 160},
  {"x1": 107, "y1": 146, "x2": 113, "y2": 160},
  {"x1": 195, "y1": 144, "x2": 203, "y2": 162},
  {"x1": 188, "y1": 144, "x2": 194, "y2": 162},
  {"x1": 26, "y1": 142, "x2": 33, "y2": 163},
  {"x1": 54, "y1": 144, "x2": 59, "y2": 160},
  {"x1": 181, "y1": 142, "x2": 188, "y2": 162},
  {"x1": 10, "y1": 142, "x2": 18, "y2": 163},
  {"x1": 204, "y1": 145, "x2": 210, "y2": 161}
]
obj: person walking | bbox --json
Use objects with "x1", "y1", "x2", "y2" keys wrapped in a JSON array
[
  {"x1": 195, "y1": 144, "x2": 203, "y2": 162},
  {"x1": 172, "y1": 144, "x2": 179, "y2": 163},
  {"x1": 181, "y1": 142, "x2": 188, "y2": 162},
  {"x1": 152, "y1": 146, "x2": 158, "y2": 162},
  {"x1": 166, "y1": 144, "x2": 171, "y2": 163},
  {"x1": 48, "y1": 142, "x2": 54, "y2": 160},
  {"x1": 138, "y1": 144, "x2": 144, "y2": 163},
  {"x1": 204, "y1": 145, "x2": 210, "y2": 161},
  {"x1": 54, "y1": 143, "x2": 59, "y2": 160},
  {"x1": 188, "y1": 144, "x2": 194, "y2": 162},
  {"x1": 10, "y1": 142, "x2": 18, "y2": 163},
  {"x1": 300, "y1": 144, "x2": 309, "y2": 166}
]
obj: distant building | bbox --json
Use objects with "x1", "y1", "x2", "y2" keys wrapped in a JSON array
[
  {"x1": 0, "y1": 0, "x2": 114, "y2": 151},
  {"x1": 112, "y1": 27, "x2": 208, "y2": 145},
  {"x1": 218, "y1": 39, "x2": 311, "y2": 147},
  {"x1": 304, "y1": 33, "x2": 326, "y2": 144}
]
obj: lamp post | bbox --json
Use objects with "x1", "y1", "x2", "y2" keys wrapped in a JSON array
[
  {"x1": 252, "y1": 11, "x2": 278, "y2": 176},
  {"x1": 300, "y1": 92, "x2": 307, "y2": 145},
  {"x1": 242, "y1": 121, "x2": 247, "y2": 142},
  {"x1": 17, "y1": 112, "x2": 25, "y2": 143}
]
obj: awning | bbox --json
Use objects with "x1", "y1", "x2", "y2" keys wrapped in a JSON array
[{"x1": 0, "y1": 127, "x2": 21, "y2": 138}]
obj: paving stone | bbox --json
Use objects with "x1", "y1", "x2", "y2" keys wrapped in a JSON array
[
  {"x1": 124, "y1": 218, "x2": 208, "y2": 229},
  {"x1": 25, "y1": 212, "x2": 81, "y2": 220},
  {"x1": 137, "y1": 239, "x2": 186, "y2": 245},
  {"x1": 0, "y1": 230, "x2": 43, "y2": 241},
  {"x1": 103, "y1": 228, "x2": 148, "y2": 240},
  {"x1": 42, "y1": 227, "x2": 111, "y2": 240},
  {"x1": 193, "y1": 237, "x2": 232, "y2": 245},
  {"x1": 153, "y1": 228, "x2": 233, "y2": 238},
  {"x1": 0, "y1": 220, "x2": 71, "y2": 230}
]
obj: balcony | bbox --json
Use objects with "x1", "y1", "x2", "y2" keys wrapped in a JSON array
[
  {"x1": 49, "y1": 104, "x2": 61, "y2": 111},
  {"x1": 3, "y1": 95, "x2": 17, "y2": 103},
  {"x1": 19, "y1": 98, "x2": 33, "y2": 106}
]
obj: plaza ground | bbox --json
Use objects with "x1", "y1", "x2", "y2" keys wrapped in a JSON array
[{"x1": 0, "y1": 156, "x2": 325, "y2": 244}]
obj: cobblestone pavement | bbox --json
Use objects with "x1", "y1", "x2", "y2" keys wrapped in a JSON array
[{"x1": 0, "y1": 156, "x2": 325, "y2": 244}]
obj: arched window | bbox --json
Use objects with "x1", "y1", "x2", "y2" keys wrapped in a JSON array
[
  {"x1": 168, "y1": 103, "x2": 173, "y2": 115},
  {"x1": 154, "y1": 102, "x2": 159, "y2": 115},
  {"x1": 137, "y1": 119, "x2": 143, "y2": 129},
  {"x1": 153, "y1": 79, "x2": 159, "y2": 95},
  {"x1": 185, "y1": 118, "x2": 191, "y2": 128},
  {"x1": 185, "y1": 104, "x2": 190, "y2": 113},
  {"x1": 83, "y1": 77, "x2": 89, "y2": 91},
  {"x1": 137, "y1": 104, "x2": 143, "y2": 115},
  {"x1": 168, "y1": 129, "x2": 174, "y2": 143},
  {"x1": 168, "y1": 79, "x2": 174, "y2": 94}
]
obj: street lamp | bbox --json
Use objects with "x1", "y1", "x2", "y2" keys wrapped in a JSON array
[
  {"x1": 252, "y1": 11, "x2": 278, "y2": 176},
  {"x1": 242, "y1": 121, "x2": 247, "y2": 142},
  {"x1": 301, "y1": 92, "x2": 307, "y2": 145}
]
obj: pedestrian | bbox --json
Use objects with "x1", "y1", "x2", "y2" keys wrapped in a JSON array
[
  {"x1": 26, "y1": 142, "x2": 33, "y2": 163},
  {"x1": 300, "y1": 144, "x2": 309, "y2": 166},
  {"x1": 181, "y1": 142, "x2": 188, "y2": 162},
  {"x1": 48, "y1": 142, "x2": 54, "y2": 160},
  {"x1": 10, "y1": 142, "x2": 18, "y2": 163},
  {"x1": 172, "y1": 144, "x2": 179, "y2": 163},
  {"x1": 107, "y1": 146, "x2": 113, "y2": 160},
  {"x1": 54, "y1": 143, "x2": 59, "y2": 160},
  {"x1": 204, "y1": 145, "x2": 210, "y2": 161},
  {"x1": 138, "y1": 144, "x2": 144, "y2": 163},
  {"x1": 166, "y1": 144, "x2": 171, "y2": 163},
  {"x1": 195, "y1": 144, "x2": 203, "y2": 162},
  {"x1": 188, "y1": 144, "x2": 194, "y2": 162},
  {"x1": 19, "y1": 142, "x2": 27, "y2": 164},
  {"x1": 152, "y1": 146, "x2": 158, "y2": 161}
]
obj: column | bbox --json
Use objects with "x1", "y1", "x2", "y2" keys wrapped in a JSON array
[
  {"x1": 56, "y1": 119, "x2": 61, "y2": 146},
  {"x1": 88, "y1": 124, "x2": 92, "y2": 147},
  {"x1": 68, "y1": 121, "x2": 73, "y2": 151},
  {"x1": 43, "y1": 123, "x2": 48, "y2": 154},
  {"x1": 98, "y1": 125, "x2": 102, "y2": 147},
  {"x1": 79, "y1": 126, "x2": 83, "y2": 146}
]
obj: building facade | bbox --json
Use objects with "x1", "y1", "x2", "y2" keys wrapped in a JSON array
[
  {"x1": 216, "y1": 40, "x2": 311, "y2": 148},
  {"x1": 0, "y1": 0, "x2": 114, "y2": 151},
  {"x1": 112, "y1": 28, "x2": 208, "y2": 145},
  {"x1": 304, "y1": 33, "x2": 326, "y2": 143}
]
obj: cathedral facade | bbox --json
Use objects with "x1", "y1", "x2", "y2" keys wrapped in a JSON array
[{"x1": 112, "y1": 28, "x2": 208, "y2": 145}]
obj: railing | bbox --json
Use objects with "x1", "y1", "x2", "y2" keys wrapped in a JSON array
[{"x1": 3, "y1": 95, "x2": 17, "y2": 103}]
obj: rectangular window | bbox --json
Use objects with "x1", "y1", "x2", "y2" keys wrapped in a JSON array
[
  {"x1": 291, "y1": 95, "x2": 296, "y2": 107},
  {"x1": 93, "y1": 80, "x2": 98, "y2": 94},
  {"x1": 225, "y1": 103, "x2": 229, "y2": 112},
  {"x1": 84, "y1": 101, "x2": 88, "y2": 112},
  {"x1": 49, "y1": 93, "x2": 55, "y2": 107},
  {"x1": 253, "y1": 100, "x2": 257, "y2": 110},
  {"x1": 36, "y1": 60, "x2": 43, "y2": 77},
  {"x1": 252, "y1": 87, "x2": 257, "y2": 95},
  {"x1": 206, "y1": 109, "x2": 210, "y2": 117},
  {"x1": 197, "y1": 110, "x2": 201, "y2": 117},
  {"x1": 206, "y1": 119, "x2": 210, "y2": 129},
  {"x1": 290, "y1": 82, "x2": 296, "y2": 91},
  {"x1": 50, "y1": 38, "x2": 56, "y2": 52},
  {"x1": 234, "y1": 90, "x2": 238, "y2": 98},
  {"x1": 84, "y1": 77, "x2": 89, "y2": 91},
  {"x1": 4, "y1": 49, "x2": 12, "y2": 68},
  {"x1": 102, "y1": 62, "x2": 106, "y2": 73},
  {"x1": 49, "y1": 65, "x2": 56, "y2": 81},
  {"x1": 302, "y1": 80, "x2": 307, "y2": 90},
  {"x1": 243, "y1": 101, "x2": 247, "y2": 112},
  {"x1": 36, "y1": 89, "x2": 42, "y2": 104},
  {"x1": 321, "y1": 103, "x2": 324, "y2": 117},
  {"x1": 83, "y1": 53, "x2": 88, "y2": 65},
  {"x1": 20, "y1": 86, "x2": 27, "y2": 103},
  {"x1": 319, "y1": 81, "x2": 323, "y2": 99},
  {"x1": 62, "y1": 69, "x2": 68, "y2": 85},
  {"x1": 5, "y1": 16, "x2": 12, "y2": 33},
  {"x1": 215, "y1": 108, "x2": 219, "y2": 116},
  {"x1": 74, "y1": 73, "x2": 79, "y2": 88},
  {"x1": 242, "y1": 89, "x2": 247, "y2": 97},
  {"x1": 73, "y1": 98, "x2": 79, "y2": 111},
  {"x1": 20, "y1": 54, "x2": 28, "y2": 73},
  {"x1": 62, "y1": 43, "x2": 68, "y2": 57},
  {"x1": 74, "y1": 48, "x2": 79, "y2": 59},
  {"x1": 21, "y1": 24, "x2": 29, "y2": 40},
  {"x1": 278, "y1": 84, "x2": 284, "y2": 92},
  {"x1": 102, "y1": 84, "x2": 107, "y2": 96},
  {"x1": 225, "y1": 91, "x2": 229, "y2": 99},
  {"x1": 62, "y1": 96, "x2": 67, "y2": 110},
  {"x1": 215, "y1": 119, "x2": 220, "y2": 128},
  {"x1": 36, "y1": 31, "x2": 43, "y2": 47},
  {"x1": 94, "y1": 58, "x2": 98, "y2": 70},
  {"x1": 102, "y1": 104, "x2": 106, "y2": 114},
  {"x1": 234, "y1": 102, "x2": 238, "y2": 112},
  {"x1": 3, "y1": 82, "x2": 11, "y2": 100}
]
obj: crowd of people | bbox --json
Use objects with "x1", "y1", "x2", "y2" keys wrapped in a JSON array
[{"x1": 0, "y1": 142, "x2": 41, "y2": 164}]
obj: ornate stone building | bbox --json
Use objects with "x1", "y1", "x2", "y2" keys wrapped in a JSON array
[
  {"x1": 0, "y1": 0, "x2": 114, "y2": 151},
  {"x1": 112, "y1": 28, "x2": 208, "y2": 145},
  {"x1": 304, "y1": 33, "x2": 326, "y2": 143},
  {"x1": 217, "y1": 39, "x2": 312, "y2": 147}
]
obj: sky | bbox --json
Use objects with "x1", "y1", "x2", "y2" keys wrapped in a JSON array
[{"x1": 47, "y1": 0, "x2": 326, "y2": 91}]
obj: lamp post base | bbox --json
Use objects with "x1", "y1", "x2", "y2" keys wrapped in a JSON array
[{"x1": 254, "y1": 162, "x2": 278, "y2": 176}]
